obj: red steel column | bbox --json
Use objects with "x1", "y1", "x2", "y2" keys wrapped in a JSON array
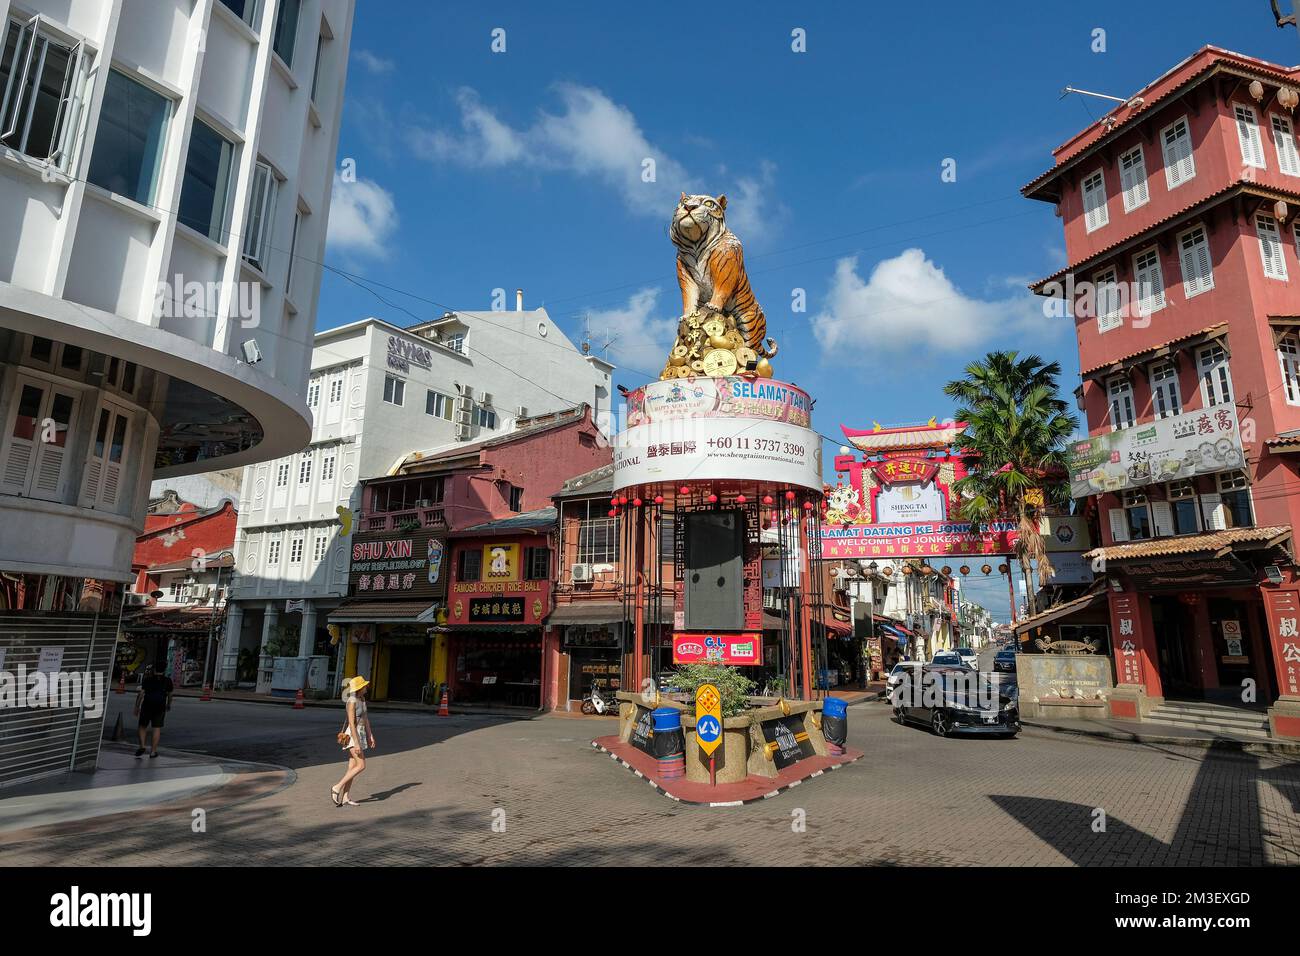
[
  {"x1": 633, "y1": 507, "x2": 646, "y2": 691},
  {"x1": 798, "y1": 511, "x2": 814, "y2": 700}
]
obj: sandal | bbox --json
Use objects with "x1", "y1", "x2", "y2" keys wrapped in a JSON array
[
  {"x1": 330, "y1": 787, "x2": 342, "y2": 806},
  {"x1": 342, "y1": 797, "x2": 360, "y2": 806}
]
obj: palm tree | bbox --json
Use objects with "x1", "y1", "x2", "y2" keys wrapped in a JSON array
[{"x1": 943, "y1": 351, "x2": 1078, "y2": 618}]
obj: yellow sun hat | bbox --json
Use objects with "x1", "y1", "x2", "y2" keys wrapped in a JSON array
[{"x1": 345, "y1": 676, "x2": 370, "y2": 694}]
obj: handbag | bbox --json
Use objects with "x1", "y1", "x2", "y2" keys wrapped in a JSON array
[{"x1": 336, "y1": 728, "x2": 349, "y2": 746}]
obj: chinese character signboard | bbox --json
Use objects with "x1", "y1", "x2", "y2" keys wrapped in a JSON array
[
  {"x1": 1112, "y1": 593, "x2": 1143, "y2": 686},
  {"x1": 1067, "y1": 404, "x2": 1244, "y2": 498},
  {"x1": 448, "y1": 538, "x2": 551, "y2": 627},
  {"x1": 348, "y1": 530, "x2": 449, "y2": 601},
  {"x1": 1264, "y1": 588, "x2": 1300, "y2": 698}
]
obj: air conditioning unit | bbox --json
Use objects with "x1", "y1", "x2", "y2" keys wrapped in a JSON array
[
  {"x1": 571, "y1": 563, "x2": 593, "y2": 582},
  {"x1": 516, "y1": 405, "x2": 528, "y2": 418},
  {"x1": 763, "y1": 590, "x2": 781, "y2": 610},
  {"x1": 125, "y1": 592, "x2": 149, "y2": 606},
  {"x1": 241, "y1": 339, "x2": 263, "y2": 364},
  {"x1": 481, "y1": 392, "x2": 493, "y2": 406}
]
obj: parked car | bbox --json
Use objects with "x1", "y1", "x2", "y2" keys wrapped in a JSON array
[
  {"x1": 994, "y1": 647, "x2": 1018, "y2": 672},
  {"x1": 892, "y1": 666, "x2": 1020, "y2": 738},
  {"x1": 885, "y1": 661, "x2": 923, "y2": 695},
  {"x1": 931, "y1": 651, "x2": 966, "y2": 668},
  {"x1": 953, "y1": 647, "x2": 978, "y2": 669}
]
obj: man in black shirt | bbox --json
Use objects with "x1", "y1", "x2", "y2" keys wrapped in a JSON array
[{"x1": 134, "y1": 663, "x2": 174, "y2": 758}]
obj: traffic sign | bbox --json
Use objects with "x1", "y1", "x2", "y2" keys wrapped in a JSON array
[{"x1": 695, "y1": 683, "x2": 723, "y2": 756}]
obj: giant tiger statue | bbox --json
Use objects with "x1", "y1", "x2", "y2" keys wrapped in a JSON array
[{"x1": 661, "y1": 193, "x2": 778, "y2": 380}]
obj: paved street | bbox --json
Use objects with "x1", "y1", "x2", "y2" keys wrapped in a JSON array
[{"x1": 2, "y1": 694, "x2": 1298, "y2": 866}]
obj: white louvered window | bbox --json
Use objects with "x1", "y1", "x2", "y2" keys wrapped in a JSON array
[
  {"x1": 1133, "y1": 248, "x2": 1166, "y2": 317},
  {"x1": 242, "y1": 160, "x2": 279, "y2": 271},
  {"x1": 1216, "y1": 471, "x2": 1253, "y2": 529},
  {"x1": 321, "y1": 452, "x2": 335, "y2": 482},
  {"x1": 1198, "y1": 344, "x2": 1233, "y2": 407},
  {"x1": 81, "y1": 401, "x2": 129, "y2": 510},
  {"x1": 1082, "y1": 169, "x2": 1108, "y2": 232},
  {"x1": 313, "y1": 533, "x2": 328, "y2": 562},
  {"x1": 1279, "y1": 333, "x2": 1300, "y2": 405},
  {"x1": 1273, "y1": 114, "x2": 1300, "y2": 176},
  {"x1": 1162, "y1": 117, "x2": 1196, "y2": 188},
  {"x1": 1234, "y1": 104, "x2": 1267, "y2": 169},
  {"x1": 1108, "y1": 376, "x2": 1135, "y2": 431},
  {"x1": 0, "y1": 376, "x2": 78, "y2": 502},
  {"x1": 1257, "y1": 214, "x2": 1288, "y2": 280},
  {"x1": 329, "y1": 377, "x2": 343, "y2": 403},
  {"x1": 267, "y1": 538, "x2": 281, "y2": 565},
  {"x1": 307, "y1": 380, "x2": 320, "y2": 408},
  {"x1": 1179, "y1": 226, "x2": 1213, "y2": 298},
  {"x1": 289, "y1": 535, "x2": 304, "y2": 564},
  {"x1": 298, "y1": 454, "x2": 312, "y2": 484},
  {"x1": 1122, "y1": 490, "x2": 1151, "y2": 541},
  {"x1": 276, "y1": 461, "x2": 290, "y2": 487},
  {"x1": 1149, "y1": 361, "x2": 1182, "y2": 419},
  {"x1": 1095, "y1": 267, "x2": 1123, "y2": 332},
  {"x1": 1119, "y1": 146, "x2": 1149, "y2": 211}
]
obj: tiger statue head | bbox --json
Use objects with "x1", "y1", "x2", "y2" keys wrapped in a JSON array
[{"x1": 671, "y1": 193, "x2": 729, "y2": 249}]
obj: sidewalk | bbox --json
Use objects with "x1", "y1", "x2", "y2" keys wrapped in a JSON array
[
  {"x1": 0, "y1": 743, "x2": 292, "y2": 837},
  {"x1": 1022, "y1": 714, "x2": 1300, "y2": 756}
]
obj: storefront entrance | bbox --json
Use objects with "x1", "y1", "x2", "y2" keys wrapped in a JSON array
[
  {"x1": 386, "y1": 641, "x2": 430, "y2": 702},
  {"x1": 1150, "y1": 596, "x2": 1199, "y2": 700},
  {"x1": 452, "y1": 632, "x2": 542, "y2": 707}
]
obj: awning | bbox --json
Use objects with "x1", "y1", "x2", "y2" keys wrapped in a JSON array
[
  {"x1": 546, "y1": 599, "x2": 673, "y2": 626},
  {"x1": 821, "y1": 610, "x2": 853, "y2": 637},
  {"x1": 1014, "y1": 590, "x2": 1108, "y2": 636},
  {"x1": 327, "y1": 601, "x2": 440, "y2": 624}
]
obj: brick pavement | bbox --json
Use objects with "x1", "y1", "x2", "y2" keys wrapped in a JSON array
[{"x1": 1, "y1": 699, "x2": 1297, "y2": 866}]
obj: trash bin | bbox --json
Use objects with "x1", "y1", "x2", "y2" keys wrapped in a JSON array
[
  {"x1": 651, "y1": 707, "x2": 685, "y2": 779},
  {"x1": 822, "y1": 697, "x2": 848, "y2": 755}
]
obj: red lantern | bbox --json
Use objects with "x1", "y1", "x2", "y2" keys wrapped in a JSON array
[
  {"x1": 959, "y1": 565, "x2": 971, "y2": 576},
  {"x1": 736, "y1": 494, "x2": 747, "y2": 504},
  {"x1": 617, "y1": 496, "x2": 628, "y2": 506},
  {"x1": 981, "y1": 564, "x2": 992, "y2": 575},
  {"x1": 608, "y1": 509, "x2": 616, "y2": 517},
  {"x1": 707, "y1": 493, "x2": 718, "y2": 504},
  {"x1": 610, "y1": 497, "x2": 618, "y2": 506},
  {"x1": 803, "y1": 501, "x2": 813, "y2": 511},
  {"x1": 679, "y1": 486, "x2": 690, "y2": 495},
  {"x1": 941, "y1": 565, "x2": 952, "y2": 576},
  {"x1": 762, "y1": 495, "x2": 774, "y2": 505},
  {"x1": 633, "y1": 498, "x2": 642, "y2": 507},
  {"x1": 653, "y1": 495, "x2": 664, "y2": 505},
  {"x1": 785, "y1": 490, "x2": 796, "y2": 501}
]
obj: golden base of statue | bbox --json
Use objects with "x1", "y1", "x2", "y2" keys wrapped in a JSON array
[{"x1": 659, "y1": 310, "x2": 773, "y2": 380}]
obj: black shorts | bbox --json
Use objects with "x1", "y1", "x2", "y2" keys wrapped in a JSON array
[{"x1": 139, "y1": 705, "x2": 166, "y2": 729}]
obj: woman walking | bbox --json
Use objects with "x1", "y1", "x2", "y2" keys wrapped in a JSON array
[{"x1": 332, "y1": 676, "x2": 375, "y2": 806}]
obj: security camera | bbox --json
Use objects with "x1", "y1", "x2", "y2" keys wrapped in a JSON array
[{"x1": 242, "y1": 339, "x2": 264, "y2": 364}]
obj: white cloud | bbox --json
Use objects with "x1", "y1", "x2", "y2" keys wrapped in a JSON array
[
  {"x1": 811, "y1": 249, "x2": 1052, "y2": 357},
  {"x1": 353, "y1": 50, "x2": 395, "y2": 74},
  {"x1": 584, "y1": 288, "x2": 677, "y2": 374},
  {"x1": 326, "y1": 173, "x2": 399, "y2": 258},
  {"x1": 408, "y1": 84, "x2": 777, "y2": 235}
]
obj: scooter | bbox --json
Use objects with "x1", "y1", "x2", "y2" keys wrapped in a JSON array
[{"x1": 581, "y1": 683, "x2": 615, "y2": 715}]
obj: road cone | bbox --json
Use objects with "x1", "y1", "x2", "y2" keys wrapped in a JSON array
[
  {"x1": 437, "y1": 687, "x2": 450, "y2": 717},
  {"x1": 116, "y1": 673, "x2": 126, "y2": 695},
  {"x1": 200, "y1": 683, "x2": 212, "y2": 702},
  {"x1": 293, "y1": 688, "x2": 305, "y2": 710}
]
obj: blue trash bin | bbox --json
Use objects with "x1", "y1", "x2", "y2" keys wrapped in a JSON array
[
  {"x1": 822, "y1": 697, "x2": 848, "y2": 752},
  {"x1": 651, "y1": 707, "x2": 685, "y2": 778}
]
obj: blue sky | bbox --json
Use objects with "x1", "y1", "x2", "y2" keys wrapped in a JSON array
[{"x1": 320, "y1": 1, "x2": 1300, "y2": 616}]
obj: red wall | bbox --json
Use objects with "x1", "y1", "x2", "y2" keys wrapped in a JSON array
[{"x1": 131, "y1": 501, "x2": 238, "y2": 591}]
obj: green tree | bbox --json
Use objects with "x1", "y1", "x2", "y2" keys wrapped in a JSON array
[{"x1": 943, "y1": 351, "x2": 1077, "y2": 617}]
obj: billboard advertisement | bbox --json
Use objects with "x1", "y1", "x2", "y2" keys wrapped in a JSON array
[{"x1": 1067, "y1": 405, "x2": 1244, "y2": 498}]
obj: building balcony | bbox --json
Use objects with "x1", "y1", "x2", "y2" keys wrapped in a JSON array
[{"x1": 361, "y1": 506, "x2": 448, "y2": 533}]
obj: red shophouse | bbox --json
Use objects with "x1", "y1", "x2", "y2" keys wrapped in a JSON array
[
  {"x1": 1025, "y1": 46, "x2": 1300, "y2": 739},
  {"x1": 329, "y1": 404, "x2": 610, "y2": 704}
]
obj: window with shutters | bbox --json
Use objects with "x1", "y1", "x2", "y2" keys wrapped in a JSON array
[
  {"x1": 313, "y1": 533, "x2": 329, "y2": 562},
  {"x1": 329, "y1": 377, "x2": 343, "y2": 404},
  {"x1": 1178, "y1": 226, "x2": 1213, "y2": 298},
  {"x1": 242, "y1": 160, "x2": 279, "y2": 271},
  {"x1": 1082, "y1": 169, "x2": 1108, "y2": 232},
  {"x1": 1167, "y1": 480, "x2": 1200, "y2": 535},
  {"x1": 1257, "y1": 214, "x2": 1288, "y2": 280},
  {"x1": 507, "y1": 484, "x2": 523, "y2": 512},
  {"x1": 0, "y1": 376, "x2": 78, "y2": 502},
  {"x1": 525, "y1": 546, "x2": 550, "y2": 581},
  {"x1": 276, "y1": 461, "x2": 290, "y2": 487},
  {"x1": 1273, "y1": 114, "x2": 1300, "y2": 176},
  {"x1": 382, "y1": 375, "x2": 404, "y2": 406},
  {"x1": 1149, "y1": 361, "x2": 1182, "y2": 419},
  {"x1": 298, "y1": 454, "x2": 311, "y2": 484},
  {"x1": 321, "y1": 453, "x2": 335, "y2": 483},
  {"x1": 307, "y1": 380, "x2": 320, "y2": 408},
  {"x1": 457, "y1": 547, "x2": 481, "y2": 582},
  {"x1": 1198, "y1": 344, "x2": 1233, "y2": 407},
  {"x1": 1280, "y1": 333, "x2": 1300, "y2": 405},
  {"x1": 1132, "y1": 248, "x2": 1166, "y2": 316},
  {"x1": 1234, "y1": 103, "x2": 1267, "y2": 169},
  {"x1": 289, "y1": 534, "x2": 304, "y2": 564},
  {"x1": 1119, "y1": 146, "x2": 1149, "y2": 211},
  {"x1": 1216, "y1": 472, "x2": 1252, "y2": 529},
  {"x1": 81, "y1": 401, "x2": 129, "y2": 510},
  {"x1": 1095, "y1": 267, "x2": 1123, "y2": 332},
  {"x1": 1107, "y1": 376, "x2": 1135, "y2": 431},
  {"x1": 1122, "y1": 490, "x2": 1151, "y2": 540},
  {"x1": 0, "y1": 16, "x2": 90, "y2": 171},
  {"x1": 267, "y1": 538, "x2": 281, "y2": 565},
  {"x1": 1162, "y1": 117, "x2": 1196, "y2": 188}
]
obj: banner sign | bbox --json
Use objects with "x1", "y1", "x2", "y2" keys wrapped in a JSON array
[
  {"x1": 872, "y1": 458, "x2": 938, "y2": 486},
  {"x1": 822, "y1": 520, "x2": 1020, "y2": 558},
  {"x1": 1067, "y1": 405, "x2": 1244, "y2": 498},
  {"x1": 1122, "y1": 555, "x2": 1255, "y2": 590},
  {"x1": 614, "y1": 377, "x2": 821, "y2": 492},
  {"x1": 672, "y1": 632, "x2": 762, "y2": 666}
]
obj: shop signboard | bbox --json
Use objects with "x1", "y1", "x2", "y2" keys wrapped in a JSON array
[
  {"x1": 1067, "y1": 405, "x2": 1244, "y2": 498},
  {"x1": 468, "y1": 598, "x2": 525, "y2": 623},
  {"x1": 348, "y1": 529, "x2": 449, "y2": 601},
  {"x1": 625, "y1": 377, "x2": 812, "y2": 428},
  {"x1": 672, "y1": 632, "x2": 761, "y2": 666},
  {"x1": 448, "y1": 538, "x2": 551, "y2": 627},
  {"x1": 1041, "y1": 551, "x2": 1094, "y2": 585},
  {"x1": 1122, "y1": 555, "x2": 1254, "y2": 590},
  {"x1": 629, "y1": 707, "x2": 655, "y2": 755}
]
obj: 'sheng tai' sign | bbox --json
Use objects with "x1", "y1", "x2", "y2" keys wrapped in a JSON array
[{"x1": 820, "y1": 422, "x2": 1020, "y2": 558}]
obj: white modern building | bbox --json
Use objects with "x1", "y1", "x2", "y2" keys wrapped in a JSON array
[
  {"x1": 0, "y1": 0, "x2": 354, "y2": 787},
  {"x1": 221, "y1": 302, "x2": 615, "y2": 691}
]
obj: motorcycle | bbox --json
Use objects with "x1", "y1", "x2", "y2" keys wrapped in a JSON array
[{"x1": 581, "y1": 682, "x2": 615, "y2": 716}]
